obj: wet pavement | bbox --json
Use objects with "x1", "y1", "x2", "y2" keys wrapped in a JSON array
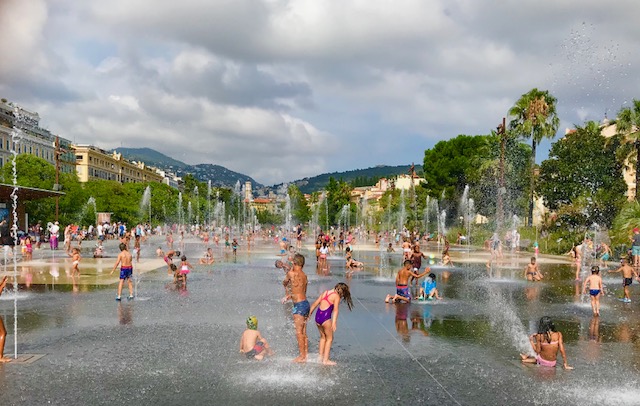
[{"x1": 1, "y1": 237, "x2": 640, "y2": 405}]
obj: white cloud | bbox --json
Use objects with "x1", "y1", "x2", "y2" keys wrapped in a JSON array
[{"x1": 1, "y1": 0, "x2": 640, "y2": 184}]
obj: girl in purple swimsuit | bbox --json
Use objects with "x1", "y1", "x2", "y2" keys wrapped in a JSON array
[{"x1": 309, "y1": 282, "x2": 354, "y2": 365}]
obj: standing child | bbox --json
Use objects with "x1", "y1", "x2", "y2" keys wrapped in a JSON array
[
  {"x1": 70, "y1": 247, "x2": 81, "y2": 276},
  {"x1": 582, "y1": 266, "x2": 604, "y2": 316},
  {"x1": 232, "y1": 238, "x2": 239, "y2": 257},
  {"x1": 239, "y1": 316, "x2": 274, "y2": 360},
  {"x1": 24, "y1": 235, "x2": 33, "y2": 261},
  {"x1": 179, "y1": 255, "x2": 192, "y2": 285},
  {"x1": 309, "y1": 283, "x2": 354, "y2": 365},
  {"x1": 608, "y1": 258, "x2": 638, "y2": 303},
  {"x1": 110, "y1": 243, "x2": 134, "y2": 301},
  {"x1": 282, "y1": 253, "x2": 310, "y2": 363},
  {"x1": 134, "y1": 234, "x2": 141, "y2": 263}
]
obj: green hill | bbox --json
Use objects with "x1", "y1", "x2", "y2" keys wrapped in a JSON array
[{"x1": 265, "y1": 164, "x2": 423, "y2": 194}]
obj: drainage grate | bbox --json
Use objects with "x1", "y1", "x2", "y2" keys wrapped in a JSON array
[{"x1": 9, "y1": 354, "x2": 46, "y2": 365}]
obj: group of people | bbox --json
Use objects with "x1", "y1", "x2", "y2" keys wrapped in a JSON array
[{"x1": 241, "y1": 253, "x2": 354, "y2": 365}]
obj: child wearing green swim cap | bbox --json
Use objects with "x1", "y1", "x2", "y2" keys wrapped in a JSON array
[{"x1": 239, "y1": 315, "x2": 274, "y2": 360}]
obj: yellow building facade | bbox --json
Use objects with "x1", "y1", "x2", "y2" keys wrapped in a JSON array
[{"x1": 73, "y1": 145, "x2": 163, "y2": 184}]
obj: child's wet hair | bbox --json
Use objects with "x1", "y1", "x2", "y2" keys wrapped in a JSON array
[
  {"x1": 591, "y1": 266, "x2": 600, "y2": 274},
  {"x1": 293, "y1": 253, "x2": 305, "y2": 267},
  {"x1": 119, "y1": 243, "x2": 127, "y2": 251},
  {"x1": 181, "y1": 255, "x2": 187, "y2": 261},
  {"x1": 170, "y1": 264, "x2": 177, "y2": 271},
  {"x1": 429, "y1": 273, "x2": 436, "y2": 279},
  {"x1": 334, "y1": 282, "x2": 354, "y2": 311}
]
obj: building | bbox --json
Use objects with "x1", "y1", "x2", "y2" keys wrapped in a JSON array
[
  {"x1": 0, "y1": 100, "x2": 75, "y2": 172},
  {"x1": 599, "y1": 119, "x2": 637, "y2": 200},
  {"x1": 73, "y1": 145, "x2": 164, "y2": 184}
]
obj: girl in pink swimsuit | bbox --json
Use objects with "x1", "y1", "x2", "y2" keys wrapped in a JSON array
[
  {"x1": 520, "y1": 316, "x2": 573, "y2": 370},
  {"x1": 309, "y1": 283, "x2": 354, "y2": 365}
]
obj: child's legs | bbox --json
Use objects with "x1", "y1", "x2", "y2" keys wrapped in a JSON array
[
  {"x1": 624, "y1": 285, "x2": 630, "y2": 299},
  {"x1": 127, "y1": 278, "x2": 134, "y2": 296},
  {"x1": 117, "y1": 279, "x2": 124, "y2": 297},
  {"x1": 590, "y1": 295, "x2": 597, "y2": 313},
  {"x1": 316, "y1": 323, "x2": 327, "y2": 357},
  {"x1": 293, "y1": 315, "x2": 308, "y2": 359},
  {"x1": 319, "y1": 322, "x2": 334, "y2": 362},
  {"x1": 595, "y1": 295, "x2": 600, "y2": 313}
]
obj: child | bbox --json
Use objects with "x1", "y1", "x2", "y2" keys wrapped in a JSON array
[
  {"x1": 232, "y1": 238, "x2": 239, "y2": 257},
  {"x1": 239, "y1": 316, "x2": 274, "y2": 360},
  {"x1": 520, "y1": 316, "x2": 573, "y2": 370},
  {"x1": 199, "y1": 247, "x2": 215, "y2": 265},
  {"x1": 524, "y1": 257, "x2": 543, "y2": 281},
  {"x1": 156, "y1": 246, "x2": 164, "y2": 257},
  {"x1": 0, "y1": 276, "x2": 10, "y2": 362},
  {"x1": 309, "y1": 282, "x2": 354, "y2": 365},
  {"x1": 385, "y1": 260, "x2": 430, "y2": 303},
  {"x1": 386, "y1": 242, "x2": 395, "y2": 253},
  {"x1": 345, "y1": 247, "x2": 363, "y2": 269},
  {"x1": 133, "y1": 234, "x2": 141, "y2": 263},
  {"x1": 171, "y1": 264, "x2": 182, "y2": 284},
  {"x1": 24, "y1": 236, "x2": 33, "y2": 261},
  {"x1": 582, "y1": 266, "x2": 604, "y2": 316},
  {"x1": 179, "y1": 255, "x2": 192, "y2": 285},
  {"x1": 164, "y1": 250, "x2": 180, "y2": 275},
  {"x1": 282, "y1": 253, "x2": 310, "y2": 363},
  {"x1": 93, "y1": 243, "x2": 104, "y2": 258},
  {"x1": 275, "y1": 259, "x2": 291, "y2": 273},
  {"x1": 70, "y1": 247, "x2": 81, "y2": 276},
  {"x1": 110, "y1": 243, "x2": 134, "y2": 301},
  {"x1": 609, "y1": 258, "x2": 638, "y2": 303},
  {"x1": 418, "y1": 273, "x2": 442, "y2": 300}
]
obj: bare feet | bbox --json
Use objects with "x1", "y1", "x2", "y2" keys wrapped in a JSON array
[
  {"x1": 0, "y1": 357, "x2": 11, "y2": 363},
  {"x1": 322, "y1": 360, "x2": 337, "y2": 366},
  {"x1": 519, "y1": 353, "x2": 528, "y2": 361},
  {"x1": 292, "y1": 356, "x2": 307, "y2": 363}
]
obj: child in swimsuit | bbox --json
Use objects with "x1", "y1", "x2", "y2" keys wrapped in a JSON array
[
  {"x1": 309, "y1": 283, "x2": 354, "y2": 365},
  {"x1": 179, "y1": 255, "x2": 192, "y2": 285},
  {"x1": 418, "y1": 273, "x2": 442, "y2": 300},
  {"x1": 520, "y1": 316, "x2": 573, "y2": 370},
  {"x1": 524, "y1": 257, "x2": 543, "y2": 281},
  {"x1": 582, "y1": 266, "x2": 604, "y2": 316},
  {"x1": 70, "y1": 247, "x2": 81, "y2": 276},
  {"x1": 239, "y1": 316, "x2": 274, "y2": 360}
]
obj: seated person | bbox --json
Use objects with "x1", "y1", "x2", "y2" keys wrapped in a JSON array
[
  {"x1": 345, "y1": 247, "x2": 364, "y2": 269},
  {"x1": 199, "y1": 247, "x2": 215, "y2": 265},
  {"x1": 239, "y1": 316, "x2": 274, "y2": 361},
  {"x1": 418, "y1": 273, "x2": 442, "y2": 300},
  {"x1": 156, "y1": 247, "x2": 165, "y2": 257},
  {"x1": 93, "y1": 244, "x2": 104, "y2": 258}
]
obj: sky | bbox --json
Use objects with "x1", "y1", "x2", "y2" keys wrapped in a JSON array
[{"x1": 0, "y1": 0, "x2": 638, "y2": 186}]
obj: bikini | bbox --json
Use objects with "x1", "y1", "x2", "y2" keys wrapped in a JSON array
[
  {"x1": 315, "y1": 291, "x2": 335, "y2": 325},
  {"x1": 536, "y1": 337, "x2": 558, "y2": 367}
]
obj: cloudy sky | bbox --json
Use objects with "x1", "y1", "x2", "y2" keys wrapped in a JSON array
[{"x1": 0, "y1": 0, "x2": 638, "y2": 185}]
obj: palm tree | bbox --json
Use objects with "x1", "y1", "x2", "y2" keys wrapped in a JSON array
[
  {"x1": 615, "y1": 99, "x2": 640, "y2": 201},
  {"x1": 508, "y1": 89, "x2": 559, "y2": 226}
]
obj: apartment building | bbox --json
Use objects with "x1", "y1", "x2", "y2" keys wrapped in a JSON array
[{"x1": 74, "y1": 145, "x2": 164, "y2": 184}]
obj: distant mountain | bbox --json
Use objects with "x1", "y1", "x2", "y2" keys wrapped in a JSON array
[
  {"x1": 259, "y1": 164, "x2": 423, "y2": 195},
  {"x1": 112, "y1": 147, "x2": 263, "y2": 188}
]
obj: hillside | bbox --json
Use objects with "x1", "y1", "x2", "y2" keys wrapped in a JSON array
[
  {"x1": 112, "y1": 147, "x2": 263, "y2": 188},
  {"x1": 259, "y1": 164, "x2": 423, "y2": 195}
]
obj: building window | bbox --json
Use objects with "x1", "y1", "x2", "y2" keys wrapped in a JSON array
[{"x1": 76, "y1": 155, "x2": 82, "y2": 160}]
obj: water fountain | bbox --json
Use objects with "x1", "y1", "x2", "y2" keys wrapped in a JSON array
[
  {"x1": 194, "y1": 186, "x2": 199, "y2": 227},
  {"x1": 398, "y1": 189, "x2": 406, "y2": 233},
  {"x1": 207, "y1": 180, "x2": 212, "y2": 227},
  {"x1": 9, "y1": 107, "x2": 22, "y2": 359},
  {"x1": 177, "y1": 192, "x2": 183, "y2": 228},
  {"x1": 187, "y1": 201, "x2": 193, "y2": 228},
  {"x1": 140, "y1": 186, "x2": 151, "y2": 224},
  {"x1": 78, "y1": 196, "x2": 97, "y2": 227}
]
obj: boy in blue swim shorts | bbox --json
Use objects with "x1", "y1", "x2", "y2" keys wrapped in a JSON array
[
  {"x1": 282, "y1": 253, "x2": 310, "y2": 362},
  {"x1": 111, "y1": 243, "x2": 134, "y2": 301},
  {"x1": 385, "y1": 260, "x2": 430, "y2": 303}
]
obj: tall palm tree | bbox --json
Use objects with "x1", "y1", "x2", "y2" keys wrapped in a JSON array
[
  {"x1": 508, "y1": 88, "x2": 559, "y2": 226},
  {"x1": 615, "y1": 99, "x2": 640, "y2": 201}
]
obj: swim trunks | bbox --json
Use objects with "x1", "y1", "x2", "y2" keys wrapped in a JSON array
[
  {"x1": 120, "y1": 266, "x2": 133, "y2": 280},
  {"x1": 624, "y1": 278, "x2": 633, "y2": 287},
  {"x1": 396, "y1": 285, "x2": 411, "y2": 300},
  {"x1": 292, "y1": 300, "x2": 310, "y2": 317},
  {"x1": 633, "y1": 246, "x2": 640, "y2": 256},
  {"x1": 536, "y1": 354, "x2": 556, "y2": 367},
  {"x1": 589, "y1": 289, "x2": 600, "y2": 296},
  {"x1": 601, "y1": 253, "x2": 610, "y2": 261},
  {"x1": 280, "y1": 249, "x2": 286, "y2": 255},
  {"x1": 246, "y1": 341, "x2": 265, "y2": 359}
]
